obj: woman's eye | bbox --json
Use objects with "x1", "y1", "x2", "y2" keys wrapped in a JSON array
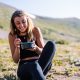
[
  {"x1": 16, "y1": 22, "x2": 20, "y2": 25},
  {"x1": 22, "y1": 20, "x2": 26, "y2": 23}
]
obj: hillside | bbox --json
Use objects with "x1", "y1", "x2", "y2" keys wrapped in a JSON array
[
  {"x1": 34, "y1": 16, "x2": 80, "y2": 42},
  {"x1": 0, "y1": 2, "x2": 80, "y2": 42},
  {"x1": 0, "y1": 2, "x2": 16, "y2": 30}
]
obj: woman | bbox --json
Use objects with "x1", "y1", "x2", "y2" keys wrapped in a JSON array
[{"x1": 8, "y1": 10, "x2": 56, "y2": 80}]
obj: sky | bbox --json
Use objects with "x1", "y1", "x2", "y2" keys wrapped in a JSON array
[{"x1": 0, "y1": 0, "x2": 80, "y2": 19}]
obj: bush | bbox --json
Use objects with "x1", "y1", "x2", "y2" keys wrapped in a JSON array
[
  {"x1": 0, "y1": 25, "x2": 3, "y2": 29},
  {"x1": 55, "y1": 40, "x2": 69, "y2": 44}
]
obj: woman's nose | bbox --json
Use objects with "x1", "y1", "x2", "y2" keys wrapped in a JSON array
[{"x1": 20, "y1": 23, "x2": 24, "y2": 27}]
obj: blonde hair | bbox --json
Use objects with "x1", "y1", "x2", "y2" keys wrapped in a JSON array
[{"x1": 10, "y1": 10, "x2": 34, "y2": 40}]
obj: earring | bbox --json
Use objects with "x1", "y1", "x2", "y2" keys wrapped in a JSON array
[{"x1": 15, "y1": 29, "x2": 16, "y2": 31}]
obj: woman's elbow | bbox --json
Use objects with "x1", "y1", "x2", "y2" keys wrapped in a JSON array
[{"x1": 12, "y1": 57, "x2": 19, "y2": 63}]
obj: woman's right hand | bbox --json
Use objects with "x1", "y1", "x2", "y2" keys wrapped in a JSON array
[{"x1": 14, "y1": 38, "x2": 21, "y2": 48}]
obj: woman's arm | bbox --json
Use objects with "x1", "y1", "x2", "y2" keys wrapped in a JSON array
[
  {"x1": 33, "y1": 27, "x2": 45, "y2": 54},
  {"x1": 8, "y1": 33, "x2": 20, "y2": 63}
]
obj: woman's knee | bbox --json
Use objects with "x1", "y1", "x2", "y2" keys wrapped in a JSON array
[
  {"x1": 45, "y1": 40, "x2": 56, "y2": 54},
  {"x1": 47, "y1": 41, "x2": 56, "y2": 49}
]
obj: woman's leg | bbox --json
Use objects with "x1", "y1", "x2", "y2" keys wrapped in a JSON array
[
  {"x1": 31, "y1": 61, "x2": 46, "y2": 80},
  {"x1": 17, "y1": 61, "x2": 32, "y2": 80},
  {"x1": 43, "y1": 62, "x2": 52, "y2": 75},
  {"x1": 17, "y1": 60, "x2": 46, "y2": 80},
  {"x1": 38, "y1": 41, "x2": 56, "y2": 75}
]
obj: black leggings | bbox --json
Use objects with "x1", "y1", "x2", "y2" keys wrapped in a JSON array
[{"x1": 17, "y1": 41, "x2": 56, "y2": 80}]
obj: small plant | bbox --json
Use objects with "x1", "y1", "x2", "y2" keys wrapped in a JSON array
[
  {"x1": 4, "y1": 74, "x2": 19, "y2": 80},
  {"x1": 0, "y1": 25, "x2": 3, "y2": 29},
  {"x1": 53, "y1": 60, "x2": 63, "y2": 66},
  {"x1": 55, "y1": 40, "x2": 69, "y2": 44}
]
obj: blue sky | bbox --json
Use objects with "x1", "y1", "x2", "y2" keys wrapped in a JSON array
[{"x1": 0, "y1": 0, "x2": 80, "y2": 18}]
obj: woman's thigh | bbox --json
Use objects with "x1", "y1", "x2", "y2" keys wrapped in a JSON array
[
  {"x1": 31, "y1": 61, "x2": 46, "y2": 80},
  {"x1": 17, "y1": 62, "x2": 32, "y2": 80}
]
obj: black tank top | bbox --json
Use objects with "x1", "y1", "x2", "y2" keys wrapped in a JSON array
[{"x1": 17, "y1": 35, "x2": 39, "y2": 59}]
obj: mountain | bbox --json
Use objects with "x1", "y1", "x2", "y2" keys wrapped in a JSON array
[
  {"x1": 34, "y1": 16, "x2": 80, "y2": 42},
  {"x1": 0, "y1": 2, "x2": 80, "y2": 42},
  {"x1": 0, "y1": 2, "x2": 16, "y2": 30}
]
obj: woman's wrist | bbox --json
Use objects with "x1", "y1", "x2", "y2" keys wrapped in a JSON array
[
  {"x1": 15, "y1": 46, "x2": 20, "y2": 53},
  {"x1": 35, "y1": 46, "x2": 42, "y2": 54}
]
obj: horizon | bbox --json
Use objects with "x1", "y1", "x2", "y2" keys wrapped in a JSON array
[{"x1": 0, "y1": 0, "x2": 80, "y2": 19}]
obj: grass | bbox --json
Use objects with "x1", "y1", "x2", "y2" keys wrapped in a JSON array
[{"x1": 0, "y1": 39, "x2": 18, "y2": 80}]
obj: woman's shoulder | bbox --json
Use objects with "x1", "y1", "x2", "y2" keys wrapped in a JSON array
[
  {"x1": 33, "y1": 26, "x2": 42, "y2": 40},
  {"x1": 33, "y1": 26, "x2": 41, "y2": 33},
  {"x1": 9, "y1": 32, "x2": 13, "y2": 36},
  {"x1": 8, "y1": 32, "x2": 16, "y2": 38}
]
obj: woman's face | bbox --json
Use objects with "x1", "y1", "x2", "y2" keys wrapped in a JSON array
[{"x1": 14, "y1": 16, "x2": 28, "y2": 33}]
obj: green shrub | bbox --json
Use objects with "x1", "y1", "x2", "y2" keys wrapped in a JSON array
[
  {"x1": 0, "y1": 25, "x2": 3, "y2": 29},
  {"x1": 55, "y1": 40, "x2": 69, "y2": 44}
]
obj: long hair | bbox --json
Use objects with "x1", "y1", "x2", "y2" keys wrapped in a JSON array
[{"x1": 10, "y1": 10, "x2": 34, "y2": 40}]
